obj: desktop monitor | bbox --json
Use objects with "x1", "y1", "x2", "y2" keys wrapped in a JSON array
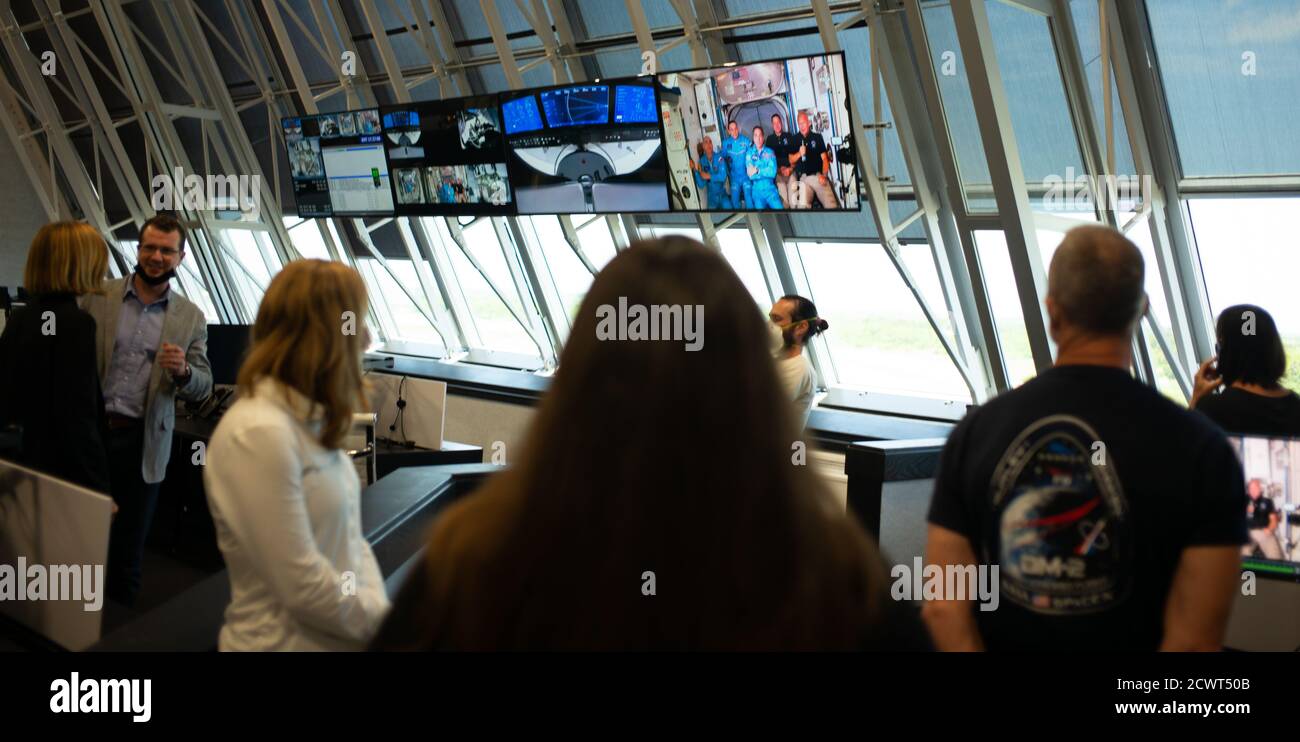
[
  {"x1": 501, "y1": 79, "x2": 671, "y2": 215},
  {"x1": 206, "y1": 324, "x2": 251, "y2": 386},
  {"x1": 281, "y1": 108, "x2": 394, "y2": 217},
  {"x1": 0, "y1": 457, "x2": 114, "y2": 650},
  {"x1": 380, "y1": 95, "x2": 514, "y2": 217},
  {"x1": 1227, "y1": 434, "x2": 1300, "y2": 581},
  {"x1": 366, "y1": 373, "x2": 447, "y2": 451},
  {"x1": 657, "y1": 51, "x2": 862, "y2": 213}
]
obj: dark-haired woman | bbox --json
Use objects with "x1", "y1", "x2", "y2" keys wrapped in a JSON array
[
  {"x1": 1191, "y1": 304, "x2": 1300, "y2": 437},
  {"x1": 768, "y1": 294, "x2": 828, "y2": 427},
  {"x1": 372, "y1": 237, "x2": 927, "y2": 651}
]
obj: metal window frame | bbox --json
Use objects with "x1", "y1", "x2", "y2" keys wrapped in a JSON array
[{"x1": 1, "y1": 0, "x2": 1272, "y2": 416}]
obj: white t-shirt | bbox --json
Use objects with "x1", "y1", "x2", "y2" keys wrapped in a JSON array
[
  {"x1": 776, "y1": 352, "x2": 816, "y2": 427},
  {"x1": 204, "y1": 378, "x2": 390, "y2": 651}
]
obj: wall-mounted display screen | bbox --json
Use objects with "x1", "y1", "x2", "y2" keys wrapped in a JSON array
[
  {"x1": 658, "y1": 52, "x2": 861, "y2": 213},
  {"x1": 1228, "y1": 434, "x2": 1300, "y2": 581},
  {"x1": 380, "y1": 95, "x2": 514, "y2": 216},
  {"x1": 281, "y1": 108, "x2": 394, "y2": 217},
  {"x1": 501, "y1": 79, "x2": 671, "y2": 214}
]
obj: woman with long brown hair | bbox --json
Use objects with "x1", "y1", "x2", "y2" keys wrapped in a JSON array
[
  {"x1": 204, "y1": 259, "x2": 389, "y2": 651},
  {"x1": 373, "y1": 236, "x2": 926, "y2": 650},
  {"x1": 0, "y1": 221, "x2": 110, "y2": 491}
]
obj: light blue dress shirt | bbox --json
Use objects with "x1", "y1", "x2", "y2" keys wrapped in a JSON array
[{"x1": 103, "y1": 280, "x2": 169, "y2": 419}]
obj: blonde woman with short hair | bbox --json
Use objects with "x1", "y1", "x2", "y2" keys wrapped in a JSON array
[
  {"x1": 0, "y1": 222, "x2": 111, "y2": 490},
  {"x1": 204, "y1": 259, "x2": 389, "y2": 651}
]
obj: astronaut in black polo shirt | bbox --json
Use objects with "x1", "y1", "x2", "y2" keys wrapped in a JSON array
[
  {"x1": 766, "y1": 114, "x2": 798, "y2": 208},
  {"x1": 1244, "y1": 478, "x2": 1283, "y2": 559},
  {"x1": 790, "y1": 111, "x2": 839, "y2": 209}
]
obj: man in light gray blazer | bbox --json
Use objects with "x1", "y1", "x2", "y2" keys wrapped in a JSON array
[{"x1": 82, "y1": 214, "x2": 212, "y2": 605}]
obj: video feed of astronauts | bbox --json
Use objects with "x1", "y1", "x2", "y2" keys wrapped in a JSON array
[
  {"x1": 1227, "y1": 434, "x2": 1300, "y2": 581},
  {"x1": 501, "y1": 79, "x2": 671, "y2": 215},
  {"x1": 658, "y1": 52, "x2": 861, "y2": 213},
  {"x1": 381, "y1": 96, "x2": 514, "y2": 217},
  {"x1": 280, "y1": 109, "x2": 393, "y2": 218}
]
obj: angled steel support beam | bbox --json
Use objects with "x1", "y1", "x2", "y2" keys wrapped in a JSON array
[
  {"x1": 877, "y1": 2, "x2": 996, "y2": 398},
  {"x1": 0, "y1": 73, "x2": 66, "y2": 220},
  {"x1": 950, "y1": 0, "x2": 1054, "y2": 372},
  {"x1": 0, "y1": 0, "x2": 114, "y2": 236},
  {"x1": 813, "y1": 0, "x2": 980, "y2": 400},
  {"x1": 1110, "y1": 0, "x2": 1211, "y2": 367}
]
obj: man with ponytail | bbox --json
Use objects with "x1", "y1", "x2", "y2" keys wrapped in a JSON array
[{"x1": 768, "y1": 294, "x2": 828, "y2": 427}]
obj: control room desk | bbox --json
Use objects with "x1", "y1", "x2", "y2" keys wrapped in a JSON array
[
  {"x1": 91, "y1": 463, "x2": 499, "y2": 651},
  {"x1": 153, "y1": 415, "x2": 482, "y2": 569}
]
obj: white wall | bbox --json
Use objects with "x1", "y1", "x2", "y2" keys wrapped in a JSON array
[
  {"x1": 442, "y1": 393, "x2": 536, "y2": 463},
  {"x1": 440, "y1": 387, "x2": 849, "y2": 505}
]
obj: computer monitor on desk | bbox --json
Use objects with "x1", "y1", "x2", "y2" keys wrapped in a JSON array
[
  {"x1": 367, "y1": 373, "x2": 448, "y2": 451},
  {"x1": 193, "y1": 324, "x2": 251, "y2": 419},
  {"x1": 0, "y1": 458, "x2": 115, "y2": 650},
  {"x1": 1223, "y1": 434, "x2": 1300, "y2": 651},
  {"x1": 1227, "y1": 434, "x2": 1300, "y2": 580},
  {"x1": 206, "y1": 324, "x2": 251, "y2": 387}
]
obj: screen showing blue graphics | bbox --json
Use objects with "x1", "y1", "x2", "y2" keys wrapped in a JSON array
[
  {"x1": 613, "y1": 85, "x2": 658, "y2": 124},
  {"x1": 383, "y1": 110, "x2": 419, "y2": 129},
  {"x1": 504, "y1": 77, "x2": 669, "y2": 215},
  {"x1": 502, "y1": 95, "x2": 544, "y2": 135},
  {"x1": 540, "y1": 85, "x2": 610, "y2": 128}
]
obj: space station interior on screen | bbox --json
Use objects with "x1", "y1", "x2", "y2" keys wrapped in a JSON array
[
  {"x1": 1229, "y1": 435, "x2": 1300, "y2": 567},
  {"x1": 501, "y1": 81, "x2": 670, "y2": 214},
  {"x1": 659, "y1": 53, "x2": 860, "y2": 212},
  {"x1": 381, "y1": 95, "x2": 514, "y2": 216}
]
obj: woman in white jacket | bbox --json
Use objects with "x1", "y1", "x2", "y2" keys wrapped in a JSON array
[{"x1": 204, "y1": 260, "x2": 388, "y2": 650}]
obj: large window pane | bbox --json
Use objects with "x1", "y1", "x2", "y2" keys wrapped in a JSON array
[
  {"x1": 986, "y1": 2, "x2": 1085, "y2": 184},
  {"x1": 922, "y1": 3, "x2": 993, "y2": 210},
  {"x1": 924, "y1": 2, "x2": 1086, "y2": 209},
  {"x1": 176, "y1": 259, "x2": 219, "y2": 322},
  {"x1": 1147, "y1": 0, "x2": 1300, "y2": 177},
  {"x1": 716, "y1": 229, "x2": 772, "y2": 308},
  {"x1": 1191, "y1": 198, "x2": 1300, "y2": 391},
  {"x1": 793, "y1": 241, "x2": 971, "y2": 401},
  {"x1": 1068, "y1": 0, "x2": 1137, "y2": 177},
  {"x1": 385, "y1": 260, "x2": 443, "y2": 346},
  {"x1": 647, "y1": 226, "x2": 771, "y2": 309},
  {"x1": 355, "y1": 258, "x2": 441, "y2": 347},
  {"x1": 285, "y1": 218, "x2": 331, "y2": 259},
  {"x1": 1125, "y1": 215, "x2": 1185, "y2": 401},
  {"x1": 530, "y1": 215, "x2": 617, "y2": 322},
  {"x1": 223, "y1": 230, "x2": 271, "y2": 287},
  {"x1": 445, "y1": 224, "x2": 541, "y2": 359},
  {"x1": 974, "y1": 230, "x2": 1036, "y2": 387},
  {"x1": 217, "y1": 230, "x2": 272, "y2": 318}
]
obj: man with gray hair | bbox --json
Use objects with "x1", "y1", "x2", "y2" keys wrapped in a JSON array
[{"x1": 923, "y1": 225, "x2": 1247, "y2": 651}]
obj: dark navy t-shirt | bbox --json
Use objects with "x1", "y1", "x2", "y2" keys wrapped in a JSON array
[{"x1": 928, "y1": 365, "x2": 1247, "y2": 651}]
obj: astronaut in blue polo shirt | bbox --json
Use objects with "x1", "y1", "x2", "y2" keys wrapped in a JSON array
[
  {"x1": 437, "y1": 177, "x2": 456, "y2": 204},
  {"x1": 744, "y1": 125, "x2": 784, "y2": 210},
  {"x1": 690, "y1": 136, "x2": 729, "y2": 210},
  {"x1": 719, "y1": 120, "x2": 752, "y2": 209}
]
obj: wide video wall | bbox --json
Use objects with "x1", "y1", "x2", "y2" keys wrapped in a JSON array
[{"x1": 280, "y1": 52, "x2": 860, "y2": 218}]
